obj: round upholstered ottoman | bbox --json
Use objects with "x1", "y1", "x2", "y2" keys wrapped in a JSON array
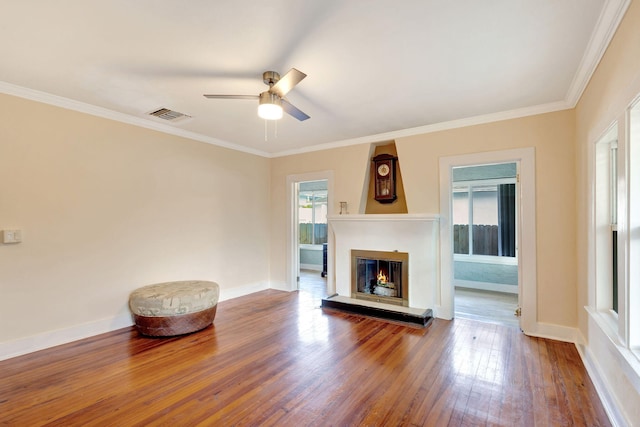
[{"x1": 129, "y1": 280, "x2": 219, "y2": 336}]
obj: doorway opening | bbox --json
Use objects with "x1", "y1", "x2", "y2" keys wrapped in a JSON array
[
  {"x1": 451, "y1": 163, "x2": 519, "y2": 326},
  {"x1": 296, "y1": 179, "x2": 329, "y2": 300},
  {"x1": 440, "y1": 148, "x2": 535, "y2": 332}
]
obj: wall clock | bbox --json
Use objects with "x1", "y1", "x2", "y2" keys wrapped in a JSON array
[{"x1": 373, "y1": 154, "x2": 397, "y2": 203}]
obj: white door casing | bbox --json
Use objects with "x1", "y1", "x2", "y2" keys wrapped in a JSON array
[
  {"x1": 286, "y1": 171, "x2": 335, "y2": 293},
  {"x1": 438, "y1": 148, "x2": 536, "y2": 333}
]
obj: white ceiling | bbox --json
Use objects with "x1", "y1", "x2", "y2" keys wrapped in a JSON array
[{"x1": 0, "y1": 1, "x2": 629, "y2": 157}]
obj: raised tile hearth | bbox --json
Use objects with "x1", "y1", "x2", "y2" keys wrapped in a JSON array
[{"x1": 321, "y1": 295, "x2": 433, "y2": 327}]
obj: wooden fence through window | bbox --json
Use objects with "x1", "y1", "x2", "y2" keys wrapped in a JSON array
[
  {"x1": 453, "y1": 224, "x2": 498, "y2": 256},
  {"x1": 299, "y1": 223, "x2": 328, "y2": 245}
]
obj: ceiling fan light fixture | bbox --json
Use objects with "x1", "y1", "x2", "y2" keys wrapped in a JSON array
[{"x1": 258, "y1": 91, "x2": 283, "y2": 120}]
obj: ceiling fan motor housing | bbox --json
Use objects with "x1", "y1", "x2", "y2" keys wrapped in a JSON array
[
  {"x1": 259, "y1": 91, "x2": 282, "y2": 107},
  {"x1": 263, "y1": 71, "x2": 280, "y2": 86}
]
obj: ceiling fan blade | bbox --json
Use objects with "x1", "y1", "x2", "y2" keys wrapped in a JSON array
[
  {"x1": 282, "y1": 99, "x2": 310, "y2": 121},
  {"x1": 203, "y1": 94, "x2": 258, "y2": 100},
  {"x1": 270, "y1": 68, "x2": 307, "y2": 98}
]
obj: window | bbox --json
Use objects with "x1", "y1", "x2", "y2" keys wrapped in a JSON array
[
  {"x1": 628, "y1": 100, "x2": 640, "y2": 349},
  {"x1": 593, "y1": 96, "x2": 640, "y2": 353},
  {"x1": 453, "y1": 180, "x2": 516, "y2": 258},
  {"x1": 611, "y1": 139, "x2": 619, "y2": 313},
  {"x1": 594, "y1": 125, "x2": 618, "y2": 317},
  {"x1": 298, "y1": 183, "x2": 327, "y2": 245}
]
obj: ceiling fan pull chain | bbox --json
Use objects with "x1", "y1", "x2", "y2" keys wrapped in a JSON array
[{"x1": 264, "y1": 119, "x2": 268, "y2": 141}]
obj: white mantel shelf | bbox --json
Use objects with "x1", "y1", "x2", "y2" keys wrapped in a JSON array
[
  {"x1": 327, "y1": 214, "x2": 440, "y2": 222},
  {"x1": 328, "y1": 213, "x2": 440, "y2": 311}
]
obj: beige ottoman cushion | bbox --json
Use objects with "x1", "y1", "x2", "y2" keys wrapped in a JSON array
[{"x1": 129, "y1": 280, "x2": 219, "y2": 336}]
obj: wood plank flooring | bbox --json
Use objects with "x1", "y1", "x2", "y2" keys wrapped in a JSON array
[
  {"x1": 0, "y1": 287, "x2": 610, "y2": 426},
  {"x1": 455, "y1": 287, "x2": 520, "y2": 328}
]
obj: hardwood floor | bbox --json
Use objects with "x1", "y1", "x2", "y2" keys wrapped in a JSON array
[
  {"x1": 455, "y1": 287, "x2": 519, "y2": 328},
  {"x1": 299, "y1": 269, "x2": 329, "y2": 301},
  {"x1": 0, "y1": 286, "x2": 610, "y2": 426}
]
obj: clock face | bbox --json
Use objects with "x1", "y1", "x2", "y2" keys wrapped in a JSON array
[{"x1": 377, "y1": 163, "x2": 390, "y2": 177}]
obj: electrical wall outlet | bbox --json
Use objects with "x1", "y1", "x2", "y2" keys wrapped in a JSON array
[{"x1": 2, "y1": 229, "x2": 22, "y2": 244}]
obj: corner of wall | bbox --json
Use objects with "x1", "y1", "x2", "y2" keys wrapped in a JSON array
[
  {"x1": 524, "y1": 322, "x2": 579, "y2": 343},
  {"x1": 364, "y1": 141, "x2": 409, "y2": 214}
]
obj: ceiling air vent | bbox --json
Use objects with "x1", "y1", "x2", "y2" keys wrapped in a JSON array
[{"x1": 148, "y1": 108, "x2": 191, "y2": 122}]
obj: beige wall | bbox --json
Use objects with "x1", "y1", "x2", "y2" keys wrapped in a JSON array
[
  {"x1": 576, "y1": 0, "x2": 640, "y2": 334},
  {"x1": 0, "y1": 93, "x2": 271, "y2": 344},
  {"x1": 272, "y1": 110, "x2": 577, "y2": 327}
]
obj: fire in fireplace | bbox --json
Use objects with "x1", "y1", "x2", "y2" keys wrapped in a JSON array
[{"x1": 351, "y1": 250, "x2": 409, "y2": 306}]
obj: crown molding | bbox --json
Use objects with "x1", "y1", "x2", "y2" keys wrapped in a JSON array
[
  {"x1": 0, "y1": 81, "x2": 573, "y2": 159},
  {"x1": 271, "y1": 100, "x2": 571, "y2": 158},
  {"x1": 0, "y1": 81, "x2": 271, "y2": 158},
  {"x1": 565, "y1": 0, "x2": 632, "y2": 107},
  {"x1": 1, "y1": 0, "x2": 629, "y2": 160}
]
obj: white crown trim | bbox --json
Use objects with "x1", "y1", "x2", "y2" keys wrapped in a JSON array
[
  {"x1": 272, "y1": 100, "x2": 571, "y2": 157},
  {"x1": 0, "y1": 81, "x2": 270, "y2": 158},
  {"x1": 565, "y1": 0, "x2": 632, "y2": 107},
  {"x1": 0, "y1": 0, "x2": 631, "y2": 160}
]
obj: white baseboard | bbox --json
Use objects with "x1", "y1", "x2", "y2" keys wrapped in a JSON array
[
  {"x1": 431, "y1": 304, "x2": 578, "y2": 345},
  {"x1": 575, "y1": 337, "x2": 627, "y2": 427},
  {"x1": 432, "y1": 304, "x2": 452, "y2": 320},
  {"x1": 218, "y1": 281, "x2": 270, "y2": 301},
  {"x1": 454, "y1": 279, "x2": 518, "y2": 294},
  {"x1": 300, "y1": 263, "x2": 323, "y2": 272},
  {"x1": 523, "y1": 321, "x2": 578, "y2": 343},
  {"x1": 0, "y1": 312, "x2": 133, "y2": 362},
  {"x1": 1, "y1": 281, "x2": 273, "y2": 362},
  {"x1": 581, "y1": 307, "x2": 640, "y2": 426}
]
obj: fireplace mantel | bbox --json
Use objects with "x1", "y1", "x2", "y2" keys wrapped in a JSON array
[
  {"x1": 328, "y1": 213, "x2": 439, "y2": 223},
  {"x1": 328, "y1": 214, "x2": 439, "y2": 310}
]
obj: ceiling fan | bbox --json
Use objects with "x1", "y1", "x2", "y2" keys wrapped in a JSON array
[{"x1": 204, "y1": 68, "x2": 310, "y2": 121}]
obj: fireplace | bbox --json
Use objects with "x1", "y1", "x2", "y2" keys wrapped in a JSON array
[
  {"x1": 352, "y1": 250, "x2": 409, "y2": 306},
  {"x1": 328, "y1": 214, "x2": 439, "y2": 311}
]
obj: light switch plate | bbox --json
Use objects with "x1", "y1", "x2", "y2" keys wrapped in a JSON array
[{"x1": 2, "y1": 229, "x2": 22, "y2": 244}]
